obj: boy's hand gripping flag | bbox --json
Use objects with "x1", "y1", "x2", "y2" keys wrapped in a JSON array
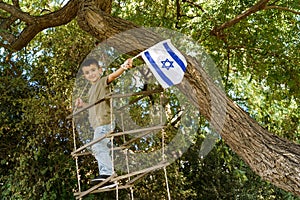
[{"x1": 136, "y1": 39, "x2": 187, "y2": 88}]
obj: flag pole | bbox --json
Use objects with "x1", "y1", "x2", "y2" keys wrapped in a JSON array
[{"x1": 132, "y1": 52, "x2": 142, "y2": 60}]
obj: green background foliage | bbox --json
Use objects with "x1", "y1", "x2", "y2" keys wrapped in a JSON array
[{"x1": 1, "y1": 0, "x2": 299, "y2": 199}]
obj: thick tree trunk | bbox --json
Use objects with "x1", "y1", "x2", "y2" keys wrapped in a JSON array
[
  {"x1": 76, "y1": 5, "x2": 300, "y2": 197},
  {"x1": 181, "y1": 58, "x2": 300, "y2": 196}
]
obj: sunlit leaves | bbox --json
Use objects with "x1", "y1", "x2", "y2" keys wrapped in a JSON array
[
  {"x1": 0, "y1": 16, "x2": 92, "y2": 199},
  {"x1": 19, "y1": 0, "x2": 66, "y2": 15},
  {"x1": 113, "y1": 0, "x2": 178, "y2": 28}
]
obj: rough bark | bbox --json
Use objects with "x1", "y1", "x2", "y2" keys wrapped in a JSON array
[{"x1": 75, "y1": 7, "x2": 300, "y2": 196}]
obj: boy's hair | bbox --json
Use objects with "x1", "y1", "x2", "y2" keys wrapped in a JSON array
[{"x1": 81, "y1": 58, "x2": 100, "y2": 68}]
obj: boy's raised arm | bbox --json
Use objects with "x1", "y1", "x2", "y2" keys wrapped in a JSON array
[{"x1": 107, "y1": 58, "x2": 133, "y2": 84}]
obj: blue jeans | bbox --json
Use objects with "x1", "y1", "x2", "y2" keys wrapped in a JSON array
[{"x1": 92, "y1": 124, "x2": 114, "y2": 176}]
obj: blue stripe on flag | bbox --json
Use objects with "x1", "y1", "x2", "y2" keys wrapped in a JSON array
[
  {"x1": 144, "y1": 51, "x2": 174, "y2": 87},
  {"x1": 163, "y1": 42, "x2": 186, "y2": 72}
]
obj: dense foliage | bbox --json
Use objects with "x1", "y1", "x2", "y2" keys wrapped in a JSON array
[{"x1": 1, "y1": 0, "x2": 299, "y2": 199}]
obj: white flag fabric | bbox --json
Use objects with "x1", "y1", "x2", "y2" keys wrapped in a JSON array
[{"x1": 140, "y1": 39, "x2": 187, "y2": 88}]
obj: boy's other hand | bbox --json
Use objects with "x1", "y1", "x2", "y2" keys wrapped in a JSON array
[{"x1": 75, "y1": 98, "x2": 85, "y2": 108}]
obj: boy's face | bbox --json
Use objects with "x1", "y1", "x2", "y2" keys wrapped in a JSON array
[{"x1": 82, "y1": 64, "x2": 102, "y2": 84}]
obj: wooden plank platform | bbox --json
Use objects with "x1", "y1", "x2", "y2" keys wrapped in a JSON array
[
  {"x1": 71, "y1": 125, "x2": 164, "y2": 156},
  {"x1": 74, "y1": 161, "x2": 170, "y2": 199}
]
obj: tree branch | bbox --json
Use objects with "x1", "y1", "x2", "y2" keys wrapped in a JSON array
[
  {"x1": 0, "y1": 0, "x2": 80, "y2": 51},
  {"x1": 0, "y1": 2, "x2": 34, "y2": 23},
  {"x1": 211, "y1": 0, "x2": 299, "y2": 39},
  {"x1": 0, "y1": 1, "x2": 20, "y2": 29},
  {"x1": 211, "y1": 0, "x2": 271, "y2": 38},
  {"x1": 264, "y1": 5, "x2": 300, "y2": 15}
]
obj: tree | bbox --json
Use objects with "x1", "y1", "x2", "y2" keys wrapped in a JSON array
[{"x1": 1, "y1": 0, "x2": 299, "y2": 198}]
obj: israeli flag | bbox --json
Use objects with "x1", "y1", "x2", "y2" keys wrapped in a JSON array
[{"x1": 140, "y1": 39, "x2": 187, "y2": 88}]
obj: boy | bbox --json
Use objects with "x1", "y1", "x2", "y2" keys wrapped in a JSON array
[{"x1": 75, "y1": 57, "x2": 133, "y2": 186}]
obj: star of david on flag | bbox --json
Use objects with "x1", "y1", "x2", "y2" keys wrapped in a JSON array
[{"x1": 138, "y1": 39, "x2": 187, "y2": 88}]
